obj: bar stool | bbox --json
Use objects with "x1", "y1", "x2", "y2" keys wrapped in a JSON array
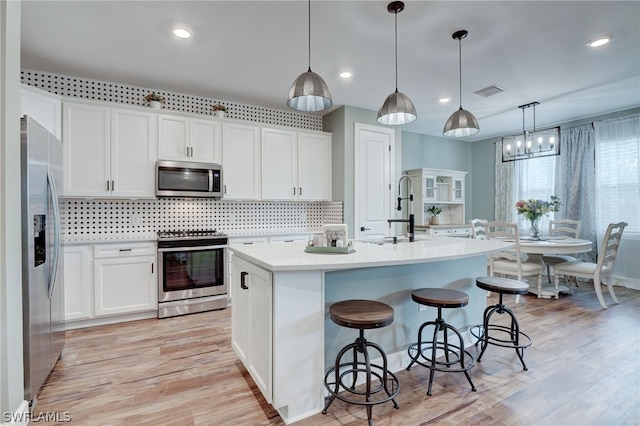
[
  {"x1": 406, "y1": 288, "x2": 476, "y2": 396},
  {"x1": 322, "y1": 299, "x2": 399, "y2": 426},
  {"x1": 470, "y1": 276, "x2": 532, "y2": 370}
]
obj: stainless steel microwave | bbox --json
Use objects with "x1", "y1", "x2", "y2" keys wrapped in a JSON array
[{"x1": 156, "y1": 160, "x2": 223, "y2": 198}]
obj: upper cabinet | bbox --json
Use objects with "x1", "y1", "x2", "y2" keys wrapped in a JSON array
[
  {"x1": 406, "y1": 168, "x2": 467, "y2": 226},
  {"x1": 222, "y1": 122, "x2": 261, "y2": 200},
  {"x1": 20, "y1": 84, "x2": 62, "y2": 140},
  {"x1": 261, "y1": 128, "x2": 331, "y2": 201},
  {"x1": 158, "y1": 114, "x2": 222, "y2": 163},
  {"x1": 63, "y1": 101, "x2": 157, "y2": 198}
]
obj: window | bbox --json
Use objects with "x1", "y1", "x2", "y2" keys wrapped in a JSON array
[
  {"x1": 514, "y1": 155, "x2": 558, "y2": 233},
  {"x1": 595, "y1": 115, "x2": 640, "y2": 236}
]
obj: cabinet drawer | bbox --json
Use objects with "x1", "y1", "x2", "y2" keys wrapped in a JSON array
[
  {"x1": 94, "y1": 242, "x2": 156, "y2": 258},
  {"x1": 451, "y1": 227, "x2": 470, "y2": 236},
  {"x1": 431, "y1": 228, "x2": 452, "y2": 236}
]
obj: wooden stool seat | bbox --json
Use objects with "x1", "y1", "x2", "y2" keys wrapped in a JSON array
[
  {"x1": 323, "y1": 299, "x2": 399, "y2": 424},
  {"x1": 476, "y1": 276, "x2": 529, "y2": 295},
  {"x1": 411, "y1": 288, "x2": 469, "y2": 308},
  {"x1": 329, "y1": 299, "x2": 394, "y2": 329}
]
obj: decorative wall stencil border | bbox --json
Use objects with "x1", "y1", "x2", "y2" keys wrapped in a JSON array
[
  {"x1": 20, "y1": 69, "x2": 323, "y2": 131},
  {"x1": 62, "y1": 199, "x2": 343, "y2": 241}
]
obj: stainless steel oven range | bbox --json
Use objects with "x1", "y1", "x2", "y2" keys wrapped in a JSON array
[{"x1": 157, "y1": 230, "x2": 228, "y2": 319}]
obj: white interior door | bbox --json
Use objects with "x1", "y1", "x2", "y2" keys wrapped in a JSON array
[{"x1": 354, "y1": 123, "x2": 394, "y2": 240}]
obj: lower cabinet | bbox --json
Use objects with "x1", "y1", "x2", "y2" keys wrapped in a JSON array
[
  {"x1": 231, "y1": 255, "x2": 273, "y2": 402},
  {"x1": 94, "y1": 243, "x2": 157, "y2": 316},
  {"x1": 416, "y1": 225, "x2": 471, "y2": 237},
  {"x1": 63, "y1": 242, "x2": 157, "y2": 326}
]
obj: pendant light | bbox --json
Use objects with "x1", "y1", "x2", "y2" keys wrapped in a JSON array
[
  {"x1": 377, "y1": 1, "x2": 417, "y2": 126},
  {"x1": 443, "y1": 30, "x2": 479, "y2": 137},
  {"x1": 287, "y1": 0, "x2": 332, "y2": 112}
]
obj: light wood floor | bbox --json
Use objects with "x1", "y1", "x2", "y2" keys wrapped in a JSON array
[{"x1": 36, "y1": 283, "x2": 640, "y2": 426}]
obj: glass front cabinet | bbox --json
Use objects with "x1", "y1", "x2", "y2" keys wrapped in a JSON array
[{"x1": 406, "y1": 168, "x2": 468, "y2": 232}]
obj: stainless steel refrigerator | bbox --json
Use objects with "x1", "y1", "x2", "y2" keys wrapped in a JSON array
[{"x1": 21, "y1": 115, "x2": 65, "y2": 409}]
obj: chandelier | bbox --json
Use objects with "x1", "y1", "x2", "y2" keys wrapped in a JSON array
[{"x1": 501, "y1": 102, "x2": 560, "y2": 162}]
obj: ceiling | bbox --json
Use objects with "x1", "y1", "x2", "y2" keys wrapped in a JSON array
[{"x1": 20, "y1": 1, "x2": 640, "y2": 142}]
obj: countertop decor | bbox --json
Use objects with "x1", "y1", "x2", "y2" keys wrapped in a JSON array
[{"x1": 515, "y1": 196, "x2": 561, "y2": 240}]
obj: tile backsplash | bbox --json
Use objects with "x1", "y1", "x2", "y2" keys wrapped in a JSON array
[{"x1": 63, "y1": 198, "x2": 343, "y2": 241}]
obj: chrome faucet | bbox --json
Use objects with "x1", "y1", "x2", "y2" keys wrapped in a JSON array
[{"x1": 388, "y1": 174, "x2": 415, "y2": 242}]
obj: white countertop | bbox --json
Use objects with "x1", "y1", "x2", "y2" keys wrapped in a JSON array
[{"x1": 229, "y1": 237, "x2": 513, "y2": 272}]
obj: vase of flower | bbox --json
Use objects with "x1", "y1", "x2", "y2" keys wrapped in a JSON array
[
  {"x1": 515, "y1": 196, "x2": 561, "y2": 240},
  {"x1": 528, "y1": 216, "x2": 542, "y2": 240},
  {"x1": 144, "y1": 92, "x2": 166, "y2": 109},
  {"x1": 212, "y1": 104, "x2": 228, "y2": 118}
]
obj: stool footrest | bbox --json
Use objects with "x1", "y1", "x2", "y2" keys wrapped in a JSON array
[
  {"x1": 471, "y1": 325, "x2": 532, "y2": 350},
  {"x1": 407, "y1": 342, "x2": 476, "y2": 373},
  {"x1": 323, "y1": 362, "x2": 400, "y2": 406}
]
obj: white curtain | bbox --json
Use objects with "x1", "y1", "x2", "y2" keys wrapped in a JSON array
[{"x1": 594, "y1": 114, "x2": 639, "y2": 284}]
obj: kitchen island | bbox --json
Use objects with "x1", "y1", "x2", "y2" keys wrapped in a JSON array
[{"x1": 228, "y1": 237, "x2": 512, "y2": 424}]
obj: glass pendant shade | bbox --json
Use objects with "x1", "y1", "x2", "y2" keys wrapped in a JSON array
[
  {"x1": 377, "y1": 89, "x2": 417, "y2": 125},
  {"x1": 287, "y1": 67, "x2": 333, "y2": 112},
  {"x1": 443, "y1": 106, "x2": 479, "y2": 137}
]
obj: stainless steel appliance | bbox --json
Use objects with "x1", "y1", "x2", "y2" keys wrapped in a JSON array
[
  {"x1": 21, "y1": 116, "x2": 65, "y2": 409},
  {"x1": 156, "y1": 160, "x2": 223, "y2": 198},
  {"x1": 157, "y1": 230, "x2": 228, "y2": 318}
]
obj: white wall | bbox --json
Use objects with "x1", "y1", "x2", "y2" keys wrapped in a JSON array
[{"x1": 0, "y1": 0, "x2": 26, "y2": 419}]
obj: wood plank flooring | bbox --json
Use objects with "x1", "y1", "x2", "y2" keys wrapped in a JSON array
[{"x1": 35, "y1": 284, "x2": 640, "y2": 425}]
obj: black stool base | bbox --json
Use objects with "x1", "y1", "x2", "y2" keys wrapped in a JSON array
[
  {"x1": 406, "y1": 319, "x2": 476, "y2": 396},
  {"x1": 323, "y1": 331, "x2": 399, "y2": 425},
  {"x1": 471, "y1": 301, "x2": 532, "y2": 370}
]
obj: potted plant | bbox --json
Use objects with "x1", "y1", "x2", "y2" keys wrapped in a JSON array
[
  {"x1": 212, "y1": 104, "x2": 228, "y2": 118},
  {"x1": 144, "y1": 92, "x2": 165, "y2": 109},
  {"x1": 427, "y1": 205, "x2": 442, "y2": 225}
]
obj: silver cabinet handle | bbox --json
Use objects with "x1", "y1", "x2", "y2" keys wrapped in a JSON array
[
  {"x1": 111, "y1": 180, "x2": 115, "y2": 191},
  {"x1": 107, "y1": 180, "x2": 110, "y2": 191},
  {"x1": 299, "y1": 187, "x2": 302, "y2": 196},
  {"x1": 293, "y1": 187, "x2": 296, "y2": 195},
  {"x1": 186, "y1": 146, "x2": 189, "y2": 157},
  {"x1": 190, "y1": 147, "x2": 193, "y2": 157}
]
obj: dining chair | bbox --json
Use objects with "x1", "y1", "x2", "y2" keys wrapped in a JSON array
[
  {"x1": 469, "y1": 218, "x2": 488, "y2": 240},
  {"x1": 486, "y1": 221, "x2": 545, "y2": 301},
  {"x1": 553, "y1": 222, "x2": 627, "y2": 309},
  {"x1": 541, "y1": 219, "x2": 582, "y2": 284}
]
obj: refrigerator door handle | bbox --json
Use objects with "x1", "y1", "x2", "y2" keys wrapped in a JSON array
[{"x1": 47, "y1": 169, "x2": 61, "y2": 299}]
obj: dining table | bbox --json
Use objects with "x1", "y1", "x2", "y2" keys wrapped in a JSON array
[{"x1": 517, "y1": 236, "x2": 593, "y2": 298}]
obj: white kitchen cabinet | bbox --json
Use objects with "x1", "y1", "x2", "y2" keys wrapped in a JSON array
[
  {"x1": 63, "y1": 101, "x2": 157, "y2": 198},
  {"x1": 415, "y1": 225, "x2": 471, "y2": 237},
  {"x1": 407, "y1": 168, "x2": 468, "y2": 228},
  {"x1": 63, "y1": 245, "x2": 92, "y2": 321},
  {"x1": 261, "y1": 128, "x2": 332, "y2": 201},
  {"x1": 93, "y1": 242, "x2": 157, "y2": 317},
  {"x1": 222, "y1": 122, "x2": 261, "y2": 200},
  {"x1": 20, "y1": 84, "x2": 62, "y2": 139},
  {"x1": 261, "y1": 127, "x2": 298, "y2": 200},
  {"x1": 158, "y1": 114, "x2": 222, "y2": 163},
  {"x1": 297, "y1": 131, "x2": 332, "y2": 201},
  {"x1": 231, "y1": 255, "x2": 273, "y2": 402}
]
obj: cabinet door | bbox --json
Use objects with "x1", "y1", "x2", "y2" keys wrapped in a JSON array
[
  {"x1": 453, "y1": 177, "x2": 464, "y2": 202},
  {"x1": 231, "y1": 256, "x2": 272, "y2": 402},
  {"x1": 222, "y1": 123, "x2": 261, "y2": 199},
  {"x1": 158, "y1": 114, "x2": 190, "y2": 160},
  {"x1": 261, "y1": 128, "x2": 297, "y2": 200},
  {"x1": 94, "y1": 255, "x2": 157, "y2": 316},
  {"x1": 63, "y1": 102, "x2": 111, "y2": 197},
  {"x1": 423, "y1": 175, "x2": 437, "y2": 201},
  {"x1": 111, "y1": 108, "x2": 157, "y2": 198},
  {"x1": 63, "y1": 245, "x2": 92, "y2": 321},
  {"x1": 190, "y1": 118, "x2": 222, "y2": 163},
  {"x1": 298, "y1": 132, "x2": 331, "y2": 201}
]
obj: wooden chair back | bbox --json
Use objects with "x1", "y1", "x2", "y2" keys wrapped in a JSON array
[{"x1": 469, "y1": 218, "x2": 488, "y2": 240}]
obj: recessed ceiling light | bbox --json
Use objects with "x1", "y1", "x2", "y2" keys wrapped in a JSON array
[
  {"x1": 587, "y1": 34, "x2": 612, "y2": 48},
  {"x1": 173, "y1": 28, "x2": 191, "y2": 39},
  {"x1": 339, "y1": 71, "x2": 352, "y2": 79},
  {"x1": 439, "y1": 97, "x2": 451, "y2": 103}
]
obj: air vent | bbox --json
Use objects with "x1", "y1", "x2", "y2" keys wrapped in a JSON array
[{"x1": 474, "y1": 85, "x2": 505, "y2": 97}]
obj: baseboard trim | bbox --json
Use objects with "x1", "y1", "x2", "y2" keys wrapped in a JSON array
[{"x1": 1, "y1": 400, "x2": 29, "y2": 426}]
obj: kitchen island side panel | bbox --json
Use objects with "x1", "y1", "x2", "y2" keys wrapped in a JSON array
[{"x1": 324, "y1": 256, "x2": 486, "y2": 371}]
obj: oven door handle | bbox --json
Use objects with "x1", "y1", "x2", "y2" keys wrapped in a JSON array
[
  {"x1": 158, "y1": 245, "x2": 228, "y2": 253},
  {"x1": 240, "y1": 271, "x2": 249, "y2": 290}
]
